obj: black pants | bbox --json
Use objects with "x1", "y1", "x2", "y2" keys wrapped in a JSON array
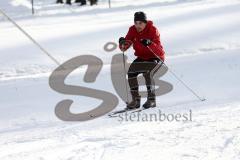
[
  {"x1": 128, "y1": 57, "x2": 163, "y2": 99},
  {"x1": 75, "y1": 0, "x2": 97, "y2": 5}
]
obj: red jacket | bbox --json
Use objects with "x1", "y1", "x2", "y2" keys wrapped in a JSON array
[{"x1": 120, "y1": 21, "x2": 165, "y2": 61}]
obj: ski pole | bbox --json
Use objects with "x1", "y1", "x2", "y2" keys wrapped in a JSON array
[
  {"x1": 0, "y1": 8, "x2": 61, "y2": 66},
  {"x1": 121, "y1": 47, "x2": 129, "y2": 104},
  {"x1": 146, "y1": 46, "x2": 206, "y2": 102}
]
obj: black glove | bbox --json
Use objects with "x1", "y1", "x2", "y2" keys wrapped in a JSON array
[
  {"x1": 119, "y1": 37, "x2": 126, "y2": 46},
  {"x1": 141, "y1": 39, "x2": 152, "y2": 46}
]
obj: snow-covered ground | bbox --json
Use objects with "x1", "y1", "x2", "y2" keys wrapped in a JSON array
[{"x1": 0, "y1": 0, "x2": 240, "y2": 159}]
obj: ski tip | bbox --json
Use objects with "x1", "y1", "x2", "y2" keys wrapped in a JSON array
[{"x1": 108, "y1": 114, "x2": 118, "y2": 118}]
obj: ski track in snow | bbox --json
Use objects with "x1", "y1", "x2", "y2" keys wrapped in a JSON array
[{"x1": 0, "y1": 102, "x2": 240, "y2": 160}]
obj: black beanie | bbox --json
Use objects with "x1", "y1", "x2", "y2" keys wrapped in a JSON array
[{"x1": 134, "y1": 11, "x2": 147, "y2": 23}]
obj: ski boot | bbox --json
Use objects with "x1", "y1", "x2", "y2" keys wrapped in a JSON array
[
  {"x1": 126, "y1": 91, "x2": 141, "y2": 110},
  {"x1": 143, "y1": 92, "x2": 156, "y2": 109}
]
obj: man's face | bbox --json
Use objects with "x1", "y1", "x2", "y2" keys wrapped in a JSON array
[{"x1": 134, "y1": 21, "x2": 147, "y2": 32}]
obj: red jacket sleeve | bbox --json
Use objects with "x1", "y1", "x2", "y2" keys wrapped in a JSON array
[
  {"x1": 148, "y1": 27, "x2": 165, "y2": 61},
  {"x1": 119, "y1": 27, "x2": 133, "y2": 51}
]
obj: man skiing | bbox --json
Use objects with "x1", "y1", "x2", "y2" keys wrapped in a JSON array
[{"x1": 119, "y1": 11, "x2": 165, "y2": 110}]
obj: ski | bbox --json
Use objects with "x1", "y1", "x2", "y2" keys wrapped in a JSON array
[
  {"x1": 108, "y1": 108, "x2": 142, "y2": 117},
  {"x1": 108, "y1": 98, "x2": 203, "y2": 118},
  {"x1": 129, "y1": 107, "x2": 154, "y2": 113},
  {"x1": 108, "y1": 106, "x2": 161, "y2": 118}
]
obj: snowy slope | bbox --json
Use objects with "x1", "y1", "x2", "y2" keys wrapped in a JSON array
[{"x1": 0, "y1": 0, "x2": 240, "y2": 159}]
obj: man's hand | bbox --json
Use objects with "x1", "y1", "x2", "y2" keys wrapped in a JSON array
[
  {"x1": 119, "y1": 37, "x2": 126, "y2": 46},
  {"x1": 141, "y1": 39, "x2": 152, "y2": 46},
  {"x1": 119, "y1": 37, "x2": 127, "y2": 51}
]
